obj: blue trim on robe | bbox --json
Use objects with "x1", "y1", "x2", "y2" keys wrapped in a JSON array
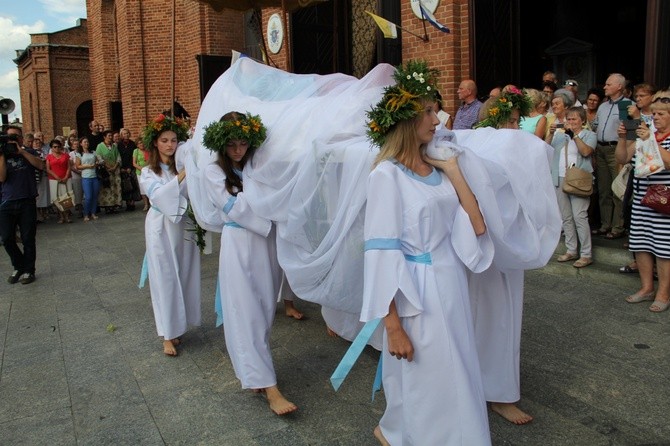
[
  {"x1": 223, "y1": 196, "x2": 237, "y2": 214},
  {"x1": 151, "y1": 205, "x2": 163, "y2": 214},
  {"x1": 391, "y1": 159, "x2": 442, "y2": 185},
  {"x1": 364, "y1": 238, "x2": 402, "y2": 250},
  {"x1": 365, "y1": 238, "x2": 432, "y2": 265},
  {"x1": 224, "y1": 221, "x2": 243, "y2": 229}
]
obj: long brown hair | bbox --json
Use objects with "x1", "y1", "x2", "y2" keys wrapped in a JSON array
[
  {"x1": 215, "y1": 111, "x2": 256, "y2": 196},
  {"x1": 149, "y1": 131, "x2": 178, "y2": 175}
]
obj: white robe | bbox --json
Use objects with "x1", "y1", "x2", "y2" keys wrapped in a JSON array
[
  {"x1": 204, "y1": 164, "x2": 281, "y2": 389},
  {"x1": 361, "y1": 161, "x2": 494, "y2": 446},
  {"x1": 141, "y1": 165, "x2": 201, "y2": 340}
]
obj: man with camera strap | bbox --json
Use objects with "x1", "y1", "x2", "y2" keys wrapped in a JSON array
[{"x1": 0, "y1": 125, "x2": 44, "y2": 285}]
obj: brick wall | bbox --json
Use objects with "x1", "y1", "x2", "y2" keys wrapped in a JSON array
[
  {"x1": 15, "y1": 20, "x2": 90, "y2": 139},
  {"x1": 87, "y1": 0, "x2": 244, "y2": 139},
  {"x1": 400, "y1": 0, "x2": 472, "y2": 118}
]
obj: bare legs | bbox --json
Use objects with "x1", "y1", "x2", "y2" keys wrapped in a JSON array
[{"x1": 490, "y1": 402, "x2": 533, "y2": 425}]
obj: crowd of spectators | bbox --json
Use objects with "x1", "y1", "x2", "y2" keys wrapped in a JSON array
[{"x1": 443, "y1": 71, "x2": 670, "y2": 311}]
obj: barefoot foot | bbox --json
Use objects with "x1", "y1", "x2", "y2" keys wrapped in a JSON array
[
  {"x1": 170, "y1": 338, "x2": 181, "y2": 346},
  {"x1": 373, "y1": 425, "x2": 390, "y2": 446},
  {"x1": 284, "y1": 300, "x2": 304, "y2": 320},
  {"x1": 251, "y1": 388, "x2": 266, "y2": 394},
  {"x1": 163, "y1": 340, "x2": 178, "y2": 356},
  {"x1": 326, "y1": 326, "x2": 339, "y2": 338},
  {"x1": 490, "y1": 402, "x2": 533, "y2": 425},
  {"x1": 265, "y1": 386, "x2": 297, "y2": 415}
]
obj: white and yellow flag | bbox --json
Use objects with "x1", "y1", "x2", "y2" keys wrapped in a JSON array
[{"x1": 365, "y1": 11, "x2": 398, "y2": 39}]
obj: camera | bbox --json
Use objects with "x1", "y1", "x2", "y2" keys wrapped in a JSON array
[
  {"x1": 0, "y1": 133, "x2": 20, "y2": 157},
  {"x1": 564, "y1": 129, "x2": 574, "y2": 139}
]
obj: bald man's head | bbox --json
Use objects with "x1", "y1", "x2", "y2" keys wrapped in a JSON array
[{"x1": 457, "y1": 80, "x2": 478, "y2": 102}]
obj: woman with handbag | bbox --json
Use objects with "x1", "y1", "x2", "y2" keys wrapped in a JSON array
[
  {"x1": 45, "y1": 139, "x2": 73, "y2": 224},
  {"x1": 616, "y1": 90, "x2": 670, "y2": 312},
  {"x1": 549, "y1": 107, "x2": 596, "y2": 268},
  {"x1": 95, "y1": 130, "x2": 122, "y2": 214}
]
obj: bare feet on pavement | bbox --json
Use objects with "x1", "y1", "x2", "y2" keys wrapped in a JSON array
[
  {"x1": 170, "y1": 338, "x2": 181, "y2": 346},
  {"x1": 163, "y1": 339, "x2": 178, "y2": 356},
  {"x1": 326, "y1": 326, "x2": 339, "y2": 337},
  {"x1": 284, "y1": 300, "x2": 304, "y2": 320},
  {"x1": 374, "y1": 425, "x2": 390, "y2": 446},
  {"x1": 265, "y1": 386, "x2": 297, "y2": 415},
  {"x1": 491, "y1": 402, "x2": 533, "y2": 425}
]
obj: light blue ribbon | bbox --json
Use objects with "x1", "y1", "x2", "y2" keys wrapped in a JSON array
[
  {"x1": 224, "y1": 221, "x2": 242, "y2": 229},
  {"x1": 138, "y1": 252, "x2": 148, "y2": 288},
  {"x1": 372, "y1": 355, "x2": 383, "y2": 401},
  {"x1": 330, "y1": 318, "x2": 381, "y2": 392},
  {"x1": 215, "y1": 277, "x2": 223, "y2": 327}
]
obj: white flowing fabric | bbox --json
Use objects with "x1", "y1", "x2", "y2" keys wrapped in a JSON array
[
  {"x1": 187, "y1": 58, "x2": 560, "y2": 352},
  {"x1": 141, "y1": 165, "x2": 201, "y2": 340}
]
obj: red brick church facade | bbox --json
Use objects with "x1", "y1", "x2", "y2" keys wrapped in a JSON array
[{"x1": 15, "y1": 0, "x2": 470, "y2": 139}]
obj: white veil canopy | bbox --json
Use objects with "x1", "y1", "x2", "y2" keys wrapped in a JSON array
[{"x1": 186, "y1": 57, "x2": 561, "y2": 343}]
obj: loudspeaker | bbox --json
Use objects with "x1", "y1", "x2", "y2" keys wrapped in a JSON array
[{"x1": 0, "y1": 97, "x2": 15, "y2": 115}]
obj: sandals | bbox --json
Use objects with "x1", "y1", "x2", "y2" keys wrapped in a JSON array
[
  {"x1": 649, "y1": 300, "x2": 670, "y2": 312},
  {"x1": 591, "y1": 228, "x2": 610, "y2": 236},
  {"x1": 573, "y1": 257, "x2": 593, "y2": 268},
  {"x1": 619, "y1": 265, "x2": 639, "y2": 274},
  {"x1": 605, "y1": 231, "x2": 625, "y2": 240},
  {"x1": 626, "y1": 291, "x2": 655, "y2": 303},
  {"x1": 557, "y1": 252, "x2": 578, "y2": 262}
]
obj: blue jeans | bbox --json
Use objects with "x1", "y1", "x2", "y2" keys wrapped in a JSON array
[
  {"x1": 82, "y1": 177, "x2": 100, "y2": 217},
  {"x1": 0, "y1": 197, "x2": 37, "y2": 274}
]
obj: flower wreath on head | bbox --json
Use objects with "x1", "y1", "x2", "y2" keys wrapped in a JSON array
[
  {"x1": 474, "y1": 87, "x2": 533, "y2": 129},
  {"x1": 366, "y1": 60, "x2": 439, "y2": 147},
  {"x1": 141, "y1": 113, "x2": 190, "y2": 149},
  {"x1": 202, "y1": 113, "x2": 267, "y2": 153}
]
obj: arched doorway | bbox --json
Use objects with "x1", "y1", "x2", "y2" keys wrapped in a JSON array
[{"x1": 76, "y1": 100, "x2": 93, "y2": 138}]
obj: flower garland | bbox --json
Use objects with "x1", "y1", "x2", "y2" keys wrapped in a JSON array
[
  {"x1": 202, "y1": 113, "x2": 267, "y2": 153},
  {"x1": 366, "y1": 60, "x2": 439, "y2": 147},
  {"x1": 141, "y1": 113, "x2": 190, "y2": 149},
  {"x1": 474, "y1": 87, "x2": 533, "y2": 129}
]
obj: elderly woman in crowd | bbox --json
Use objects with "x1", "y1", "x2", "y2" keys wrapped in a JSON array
[
  {"x1": 616, "y1": 90, "x2": 670, "y2": 312},
  {"x1": 96, "y1": 130, "x2": 123, "y2": 213},
  {"x1": 545, "y1": 90, "x2": 574, "y2": 142},
  {"x1": 548, "y1": 106, "x2": 596, "y2": 267}
]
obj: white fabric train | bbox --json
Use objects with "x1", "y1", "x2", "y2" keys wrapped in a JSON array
[{"x1": 185, "y1": 57, "x2": 561, "y2": 342}]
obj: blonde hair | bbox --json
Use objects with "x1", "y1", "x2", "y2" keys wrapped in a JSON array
[
  {"x1": 651, "y1": 89, "x2": 670, "y2": 113},
  {"x1": 373, "y1": 119, "x2": 418, "y2": 168},
  {"x1": 524, "y1": 88, "x2": 544, "y2": 111}
]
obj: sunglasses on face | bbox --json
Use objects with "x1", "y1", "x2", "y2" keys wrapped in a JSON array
[
  {"x1": 652, "y1": 97, "x2": 670, "y2": 104},
  {"x1": 565, "y1": 82, "x2": 577, "y2": 87}
]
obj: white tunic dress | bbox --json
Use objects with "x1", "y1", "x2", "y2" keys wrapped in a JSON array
[
  {"x1": 204, "y1": 164, "x2": 281, "y2": 389},
  {"x1": 360, "y1": 160, "x2": 494, "y2": 446},
  {"x1": 141, "y1": 165, "x2": 201, "y2": 340}
]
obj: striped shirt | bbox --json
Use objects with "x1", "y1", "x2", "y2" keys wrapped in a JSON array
[{"x1": 629, "y1": 136, "x2": 670, "y2": 258}]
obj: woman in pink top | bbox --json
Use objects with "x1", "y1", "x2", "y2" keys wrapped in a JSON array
[{"x1": 45, "y1": 139, "x2": 73, "y2": 223}]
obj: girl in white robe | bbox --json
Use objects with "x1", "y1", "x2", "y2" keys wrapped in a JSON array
[
  {"x1": 202, "y1": 111, "x2": 296, "y2": 415},
  {"x1": 362, "y1": 66, "x2": 494, "y2": 443},
  {"x1": 140, "y1": 116, "x2": 201, "y2": 356}
]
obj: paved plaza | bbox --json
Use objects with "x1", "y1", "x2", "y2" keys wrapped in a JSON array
[{"x1": 0, "y1": 209, "x2": 669, "y2": 445}]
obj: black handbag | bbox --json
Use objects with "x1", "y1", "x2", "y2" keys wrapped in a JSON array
[{"x1": 96, "y1": 164, "x2": 111, "y2": 188}]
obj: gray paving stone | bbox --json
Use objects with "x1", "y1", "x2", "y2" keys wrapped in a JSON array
[{"x1": 1, "y1": 209, "x2": 670, "y2": 445}]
